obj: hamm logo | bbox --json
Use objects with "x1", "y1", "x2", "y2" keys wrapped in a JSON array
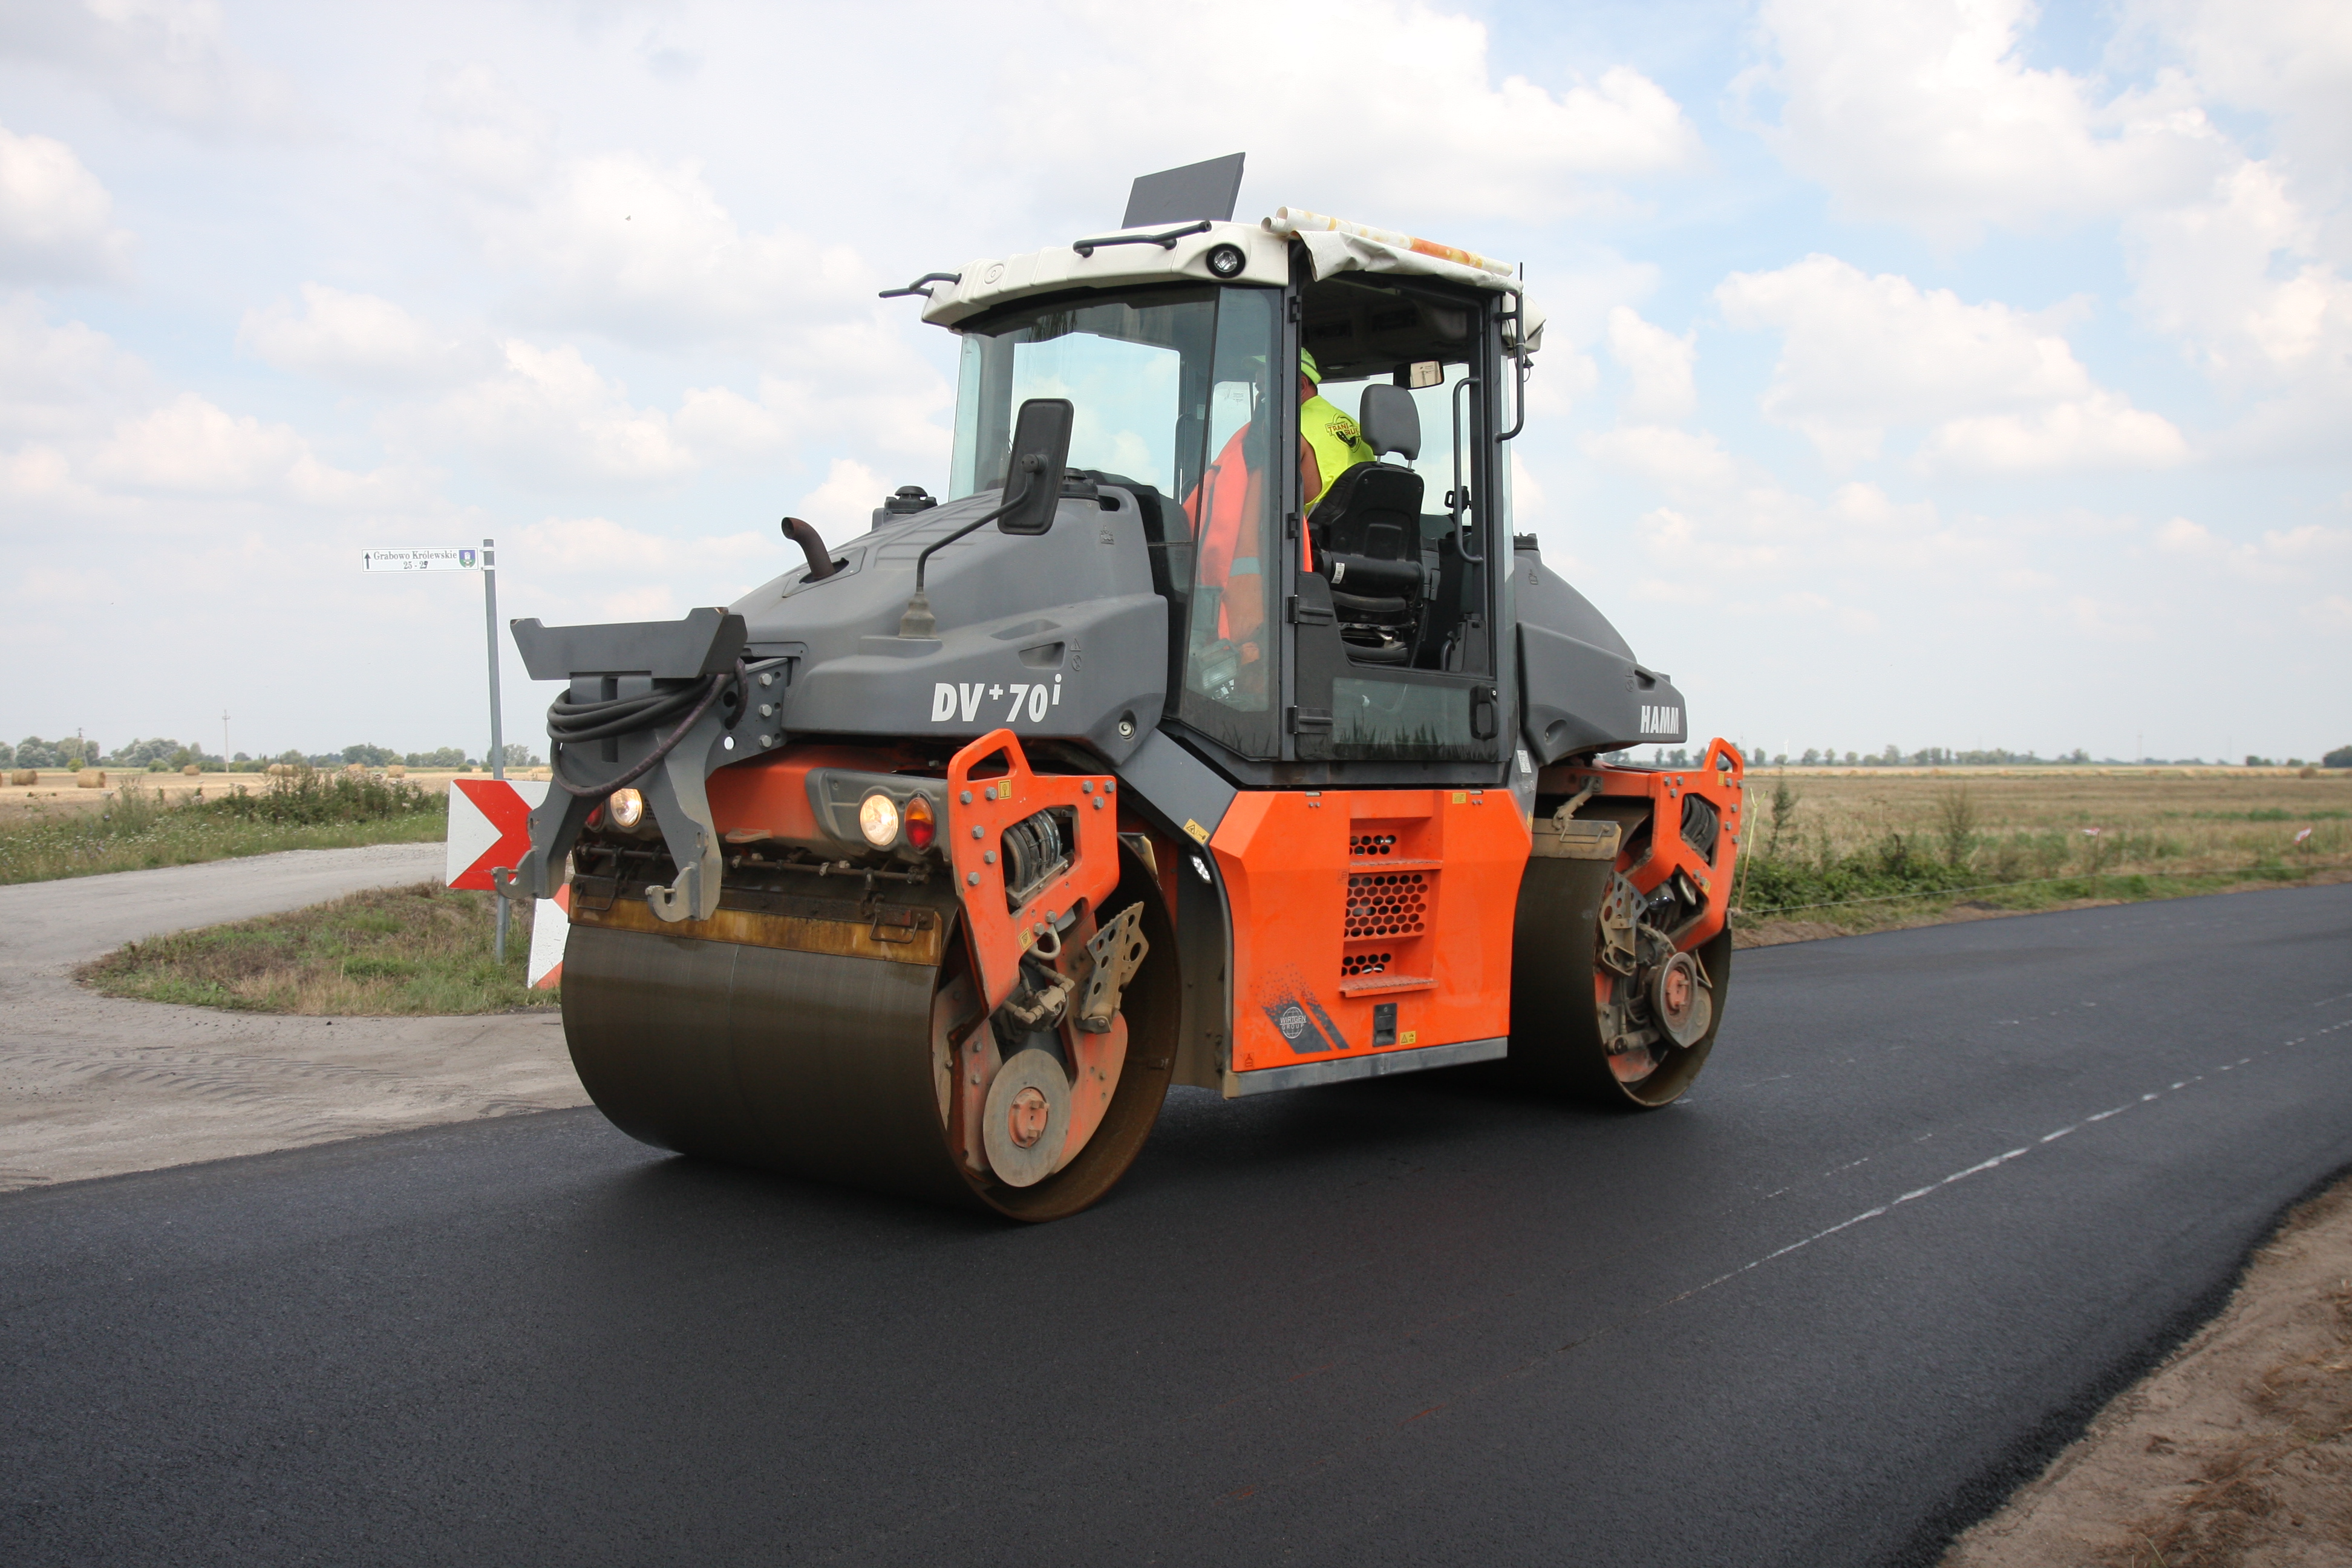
[{"x1": 1639, "y1": 704, "x2": 1681, "y2": 735}]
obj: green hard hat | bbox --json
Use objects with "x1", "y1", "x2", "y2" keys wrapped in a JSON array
[{"x1": 1299, "y1": 348, "x2": 1321, "y2": 381}]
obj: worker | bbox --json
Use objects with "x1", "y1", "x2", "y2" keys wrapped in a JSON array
[
  {"x1": 1296, "y1": 348, "x2": 1377, "y2": 513},
  {"x1": 1180, "y1": 350, "x2": 1376, "y2": 705}
]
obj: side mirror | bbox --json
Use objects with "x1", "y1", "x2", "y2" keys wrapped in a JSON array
[{"x1": 996, "y1": 397, "x2": 1074, "y2": 535}]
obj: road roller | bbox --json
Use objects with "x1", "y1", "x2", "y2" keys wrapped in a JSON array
[{"x1": 496, "y1": 160, "x2": 1745, "y2": 1220}]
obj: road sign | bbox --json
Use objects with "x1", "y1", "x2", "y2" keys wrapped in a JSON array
[
  {"x1": 446, "y1": 776, "x2": 567, "y2": 985},
  {"x1": 446, "y1": 777, "x2": 542, "y2": 889},
  {"x1": 362, "y1": 547, "x2": 480, "y2": 572}
]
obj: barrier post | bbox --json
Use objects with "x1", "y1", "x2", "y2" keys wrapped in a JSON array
[{"x1": 483, "y1": 537, "x2": 508, "y2": 965}]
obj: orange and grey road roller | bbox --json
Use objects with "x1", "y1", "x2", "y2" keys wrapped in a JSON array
[{"x1": 495, "y1": 158, "x2": 1746, "y2": 1220}]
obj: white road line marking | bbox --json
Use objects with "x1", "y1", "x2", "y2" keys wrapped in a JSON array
[{"x1": 1671, "y1": 1014, "x2": 2352, "y2": 1311}]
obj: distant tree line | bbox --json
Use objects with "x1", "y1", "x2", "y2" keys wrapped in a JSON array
[
  {"x1": 4, "y1": 737, "x2": 544, "y2": 771},
  {"x1": 1616, "y1": 743, "x2": 2352, "y2": 769}
]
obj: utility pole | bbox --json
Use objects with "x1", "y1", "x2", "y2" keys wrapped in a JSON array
[
  {"x1": 483, "y1": 537, "x2": 509, "y2": 966},
  {"x1": 222, "y1": 709, "x2": 230, "y2": 770}
]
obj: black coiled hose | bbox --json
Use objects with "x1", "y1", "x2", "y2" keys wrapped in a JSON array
[{"x1": 548, "y1": 659, "x2": 745, "y2": 800}]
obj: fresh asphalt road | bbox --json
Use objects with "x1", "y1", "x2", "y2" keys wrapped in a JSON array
[{"x1": 4, "y1": 886, "x2": 2349, "y2": 1567}]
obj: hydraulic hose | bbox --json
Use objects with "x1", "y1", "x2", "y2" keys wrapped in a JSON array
[{"x1": 549, "y1": 658, "x2": 746, "y2": 800}]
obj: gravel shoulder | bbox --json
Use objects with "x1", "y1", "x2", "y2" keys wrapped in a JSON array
[{"x1": 0, "y1": 843, "x2": 585, "y2": 1192}]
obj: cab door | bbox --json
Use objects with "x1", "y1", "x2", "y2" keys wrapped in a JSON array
[{"x1": 1278, "y1": 274, "x2": 1507, "y2": 768}]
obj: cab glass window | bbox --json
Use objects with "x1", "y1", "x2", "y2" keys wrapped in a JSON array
[{"x1": 948, "y1": 286, "x2": 1282, "y2": 759}]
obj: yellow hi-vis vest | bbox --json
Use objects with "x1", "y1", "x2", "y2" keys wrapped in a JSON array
[{"x1": 1301, "y1": 394, "x2": 1377, "y2": 510}]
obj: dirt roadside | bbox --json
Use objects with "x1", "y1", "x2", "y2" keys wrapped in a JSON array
[{"x1": 1943, "y1": 1169, "x2": 2352, "y2": 1567}]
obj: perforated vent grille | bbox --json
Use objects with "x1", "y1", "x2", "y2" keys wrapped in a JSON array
[
  {"x1": 1346, "y1": 872, "x2": 1426, "y2": 938},
  {"x1": 1341, "y1": 950, "x2": 1393, "y2": 977},
  {"x1": 1350, "y1": 832, "x2": 1399, "y2": 857}
]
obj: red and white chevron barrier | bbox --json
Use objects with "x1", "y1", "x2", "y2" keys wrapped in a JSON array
[{"x1": 445, "y1": 777, "x2": 567, "y2": 991}]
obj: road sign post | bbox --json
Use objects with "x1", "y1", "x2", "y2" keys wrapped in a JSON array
[
  {"x1": 482, "y1": 539, "x2": 508, "y2": 964},
  {"x1": 365, "y1": 540, "x2": 515, "y2": 963}
]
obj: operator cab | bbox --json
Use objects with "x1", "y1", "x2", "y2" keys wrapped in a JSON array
[{"x1": 920, "y1": 203, "x2": 1532, "y2": 782}]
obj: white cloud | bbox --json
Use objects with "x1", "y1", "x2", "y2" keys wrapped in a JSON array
[
  {"x1": 510, "y1": 512, "x2": 780, "y2": 624},
  {"x1": 515, "y1": 514, "x2": 771, "y2": 577},
  {"x1": 1716, "y1": 254, "x2": 2186, "y2": 472},
  {"x1": 238, "y1": 284, "x2": 486, "y2": 388},
  {"x1": 2147, "y1": 512, "x2": 2351, "y2": 582},
  {"x1": 463, "y1": 146, "x2": 874, "y2": 348},
  {"x1": 0, "y1": 0, "x2": 307, "y2": 134},
  {"x1": 1744, "y1": 0, "x2": 2226, "y2": 244},
  {"x1": 1004, "y1": 0, "x2": 1699, "y2": 221},
  {"x1": 2130, "y1": 0, "x2": 2352, "y2": 178},
  {"x1": 794, "y1": 457, "x2": 886, "y2": 538},
  {"x1": 91, "y1": 392, "x2": 396, "y2": 504},
  {"x1": 1604, "y1": 306, "x2": 1696, "y2": 421},
  {"x1": 1919, "y1": 393, "x2": 2187, "y2": 474},
  {"x1": 0, "y1": 295, "x2": 151, "y2": 439},
  {"x1": 428, "y1": 339, "x2": 695, "y2": 488},
  {"x1": 0, "y1": 123, "x2": 133, "y2": 283},
  {"x1": 1583, "y1": 423, "x2": 1737, "y2": 492}
]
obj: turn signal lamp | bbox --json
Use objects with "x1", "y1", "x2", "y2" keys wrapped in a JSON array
[
  {"x1": 903, "y1": 793, "x2": 935, "y2": 851},
  {"x1": 858, "y1": 791, "x2": 901, "y2": 848},
  {"x1": 609, "y1": 787, "x2": 645, "y2": 829}
]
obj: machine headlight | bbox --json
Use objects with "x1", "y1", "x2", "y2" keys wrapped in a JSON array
[
  {"x1": 857, "y1": 791, "x2": 901, "y2": 847},
  {"x1": 609, "y1": 787, "x2": 645, "y2": 829},
  {"x1": 1206, "y1": 243, "x2": 1246, "y2": 279}
]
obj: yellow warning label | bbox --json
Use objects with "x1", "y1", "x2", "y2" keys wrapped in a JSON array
[
  {"x1": 1183, "y1": 818, "x2": 1210, "y2": 844},
  {"x1": 1450, "y1": 791, "x2": 1467, "y2": 805},
  {"x1": 1402, "y1": 1030, "x2": 1418, "y2": 1045}
]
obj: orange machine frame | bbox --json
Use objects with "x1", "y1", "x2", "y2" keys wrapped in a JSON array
[
  {"x1": 1210, "y1": 786, "x2": 1533, "y2": 1082},
  {"x1": 1541, "y1": 737, "x2": 1746, "y2": 950}
]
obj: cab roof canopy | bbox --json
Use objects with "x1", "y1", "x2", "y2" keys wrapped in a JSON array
[{"x1": 905, "y1": 157, "x2": 1543, "y2": 353}]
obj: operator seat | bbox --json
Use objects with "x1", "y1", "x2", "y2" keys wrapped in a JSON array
[{"x1": 1308, "y1": 383, "x2": 1426, "y2": 665}]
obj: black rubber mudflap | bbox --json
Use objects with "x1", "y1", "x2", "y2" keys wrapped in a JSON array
[{"x1": 562, "y1": 926, "x2": 973, "y2": 1206}]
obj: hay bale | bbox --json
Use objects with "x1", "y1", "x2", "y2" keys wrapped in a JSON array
[
  {"x1": 76, "y1": 769, "x2": 106, "y2": 789},
  {"x1": 8, "y1": 768, "x2": 34, "y2": 786},
  {"x1": 181, "y1": 763, "x2": 202, "y2": 777},
  {"x1": 267, "y1": 763, "x2": 295, "y2": 777},
  {"x1": 387, "y1": 764, "x2": 407, "y2": 778}
]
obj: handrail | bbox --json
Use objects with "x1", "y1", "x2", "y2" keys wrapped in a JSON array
[
  {"x1": 878, "y1": 271, "x2": 961, "y2": 301},
  {"x1": 1071, "y1": 220, "x2": 1211, "y2": 258},
  {"x1": 1451, "y1": 375, "x2": 1484, "y2": 563}
]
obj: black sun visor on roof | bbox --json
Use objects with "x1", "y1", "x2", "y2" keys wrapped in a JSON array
[{"x1": 1124, "y1": 154, "x2": 1247, "y2": 227}]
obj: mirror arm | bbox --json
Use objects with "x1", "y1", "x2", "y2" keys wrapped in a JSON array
[{"x1": 897, "y1": 463, "x2": 1040, "y2": 636}]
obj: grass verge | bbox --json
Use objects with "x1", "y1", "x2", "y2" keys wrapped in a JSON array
[
  {"x1": 0, "y1": 771, "x2": 446, "y2": 885},
  {"x1": 76, "y1": 881, "x2": 555, "y2": 1014},
  {"x1": 1735, "y1": 863, "x2": 2352, "y2": 946},
  {"x1": 1729, "y1": 770, "x2": 2350, "y2": 943}
]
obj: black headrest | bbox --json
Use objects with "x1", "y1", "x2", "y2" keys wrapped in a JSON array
[{"x1": 1357, "y1": 384, "x2": 1421, "y2": 461}]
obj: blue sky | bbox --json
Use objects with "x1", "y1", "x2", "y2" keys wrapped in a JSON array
[{"x1": 1, "y1": 0, "x2": 2345, "y2": 762}]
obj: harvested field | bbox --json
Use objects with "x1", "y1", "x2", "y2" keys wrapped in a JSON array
[
  {"x1": 76, "y1": 881, "x2": 553, "y2": 1014},
  {"x1": 1730, "y1": 767, "x2": 2351, "y2": 942},
  {"x1": 0, "y1": 772, "x2": 449, "y2": 885}
]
